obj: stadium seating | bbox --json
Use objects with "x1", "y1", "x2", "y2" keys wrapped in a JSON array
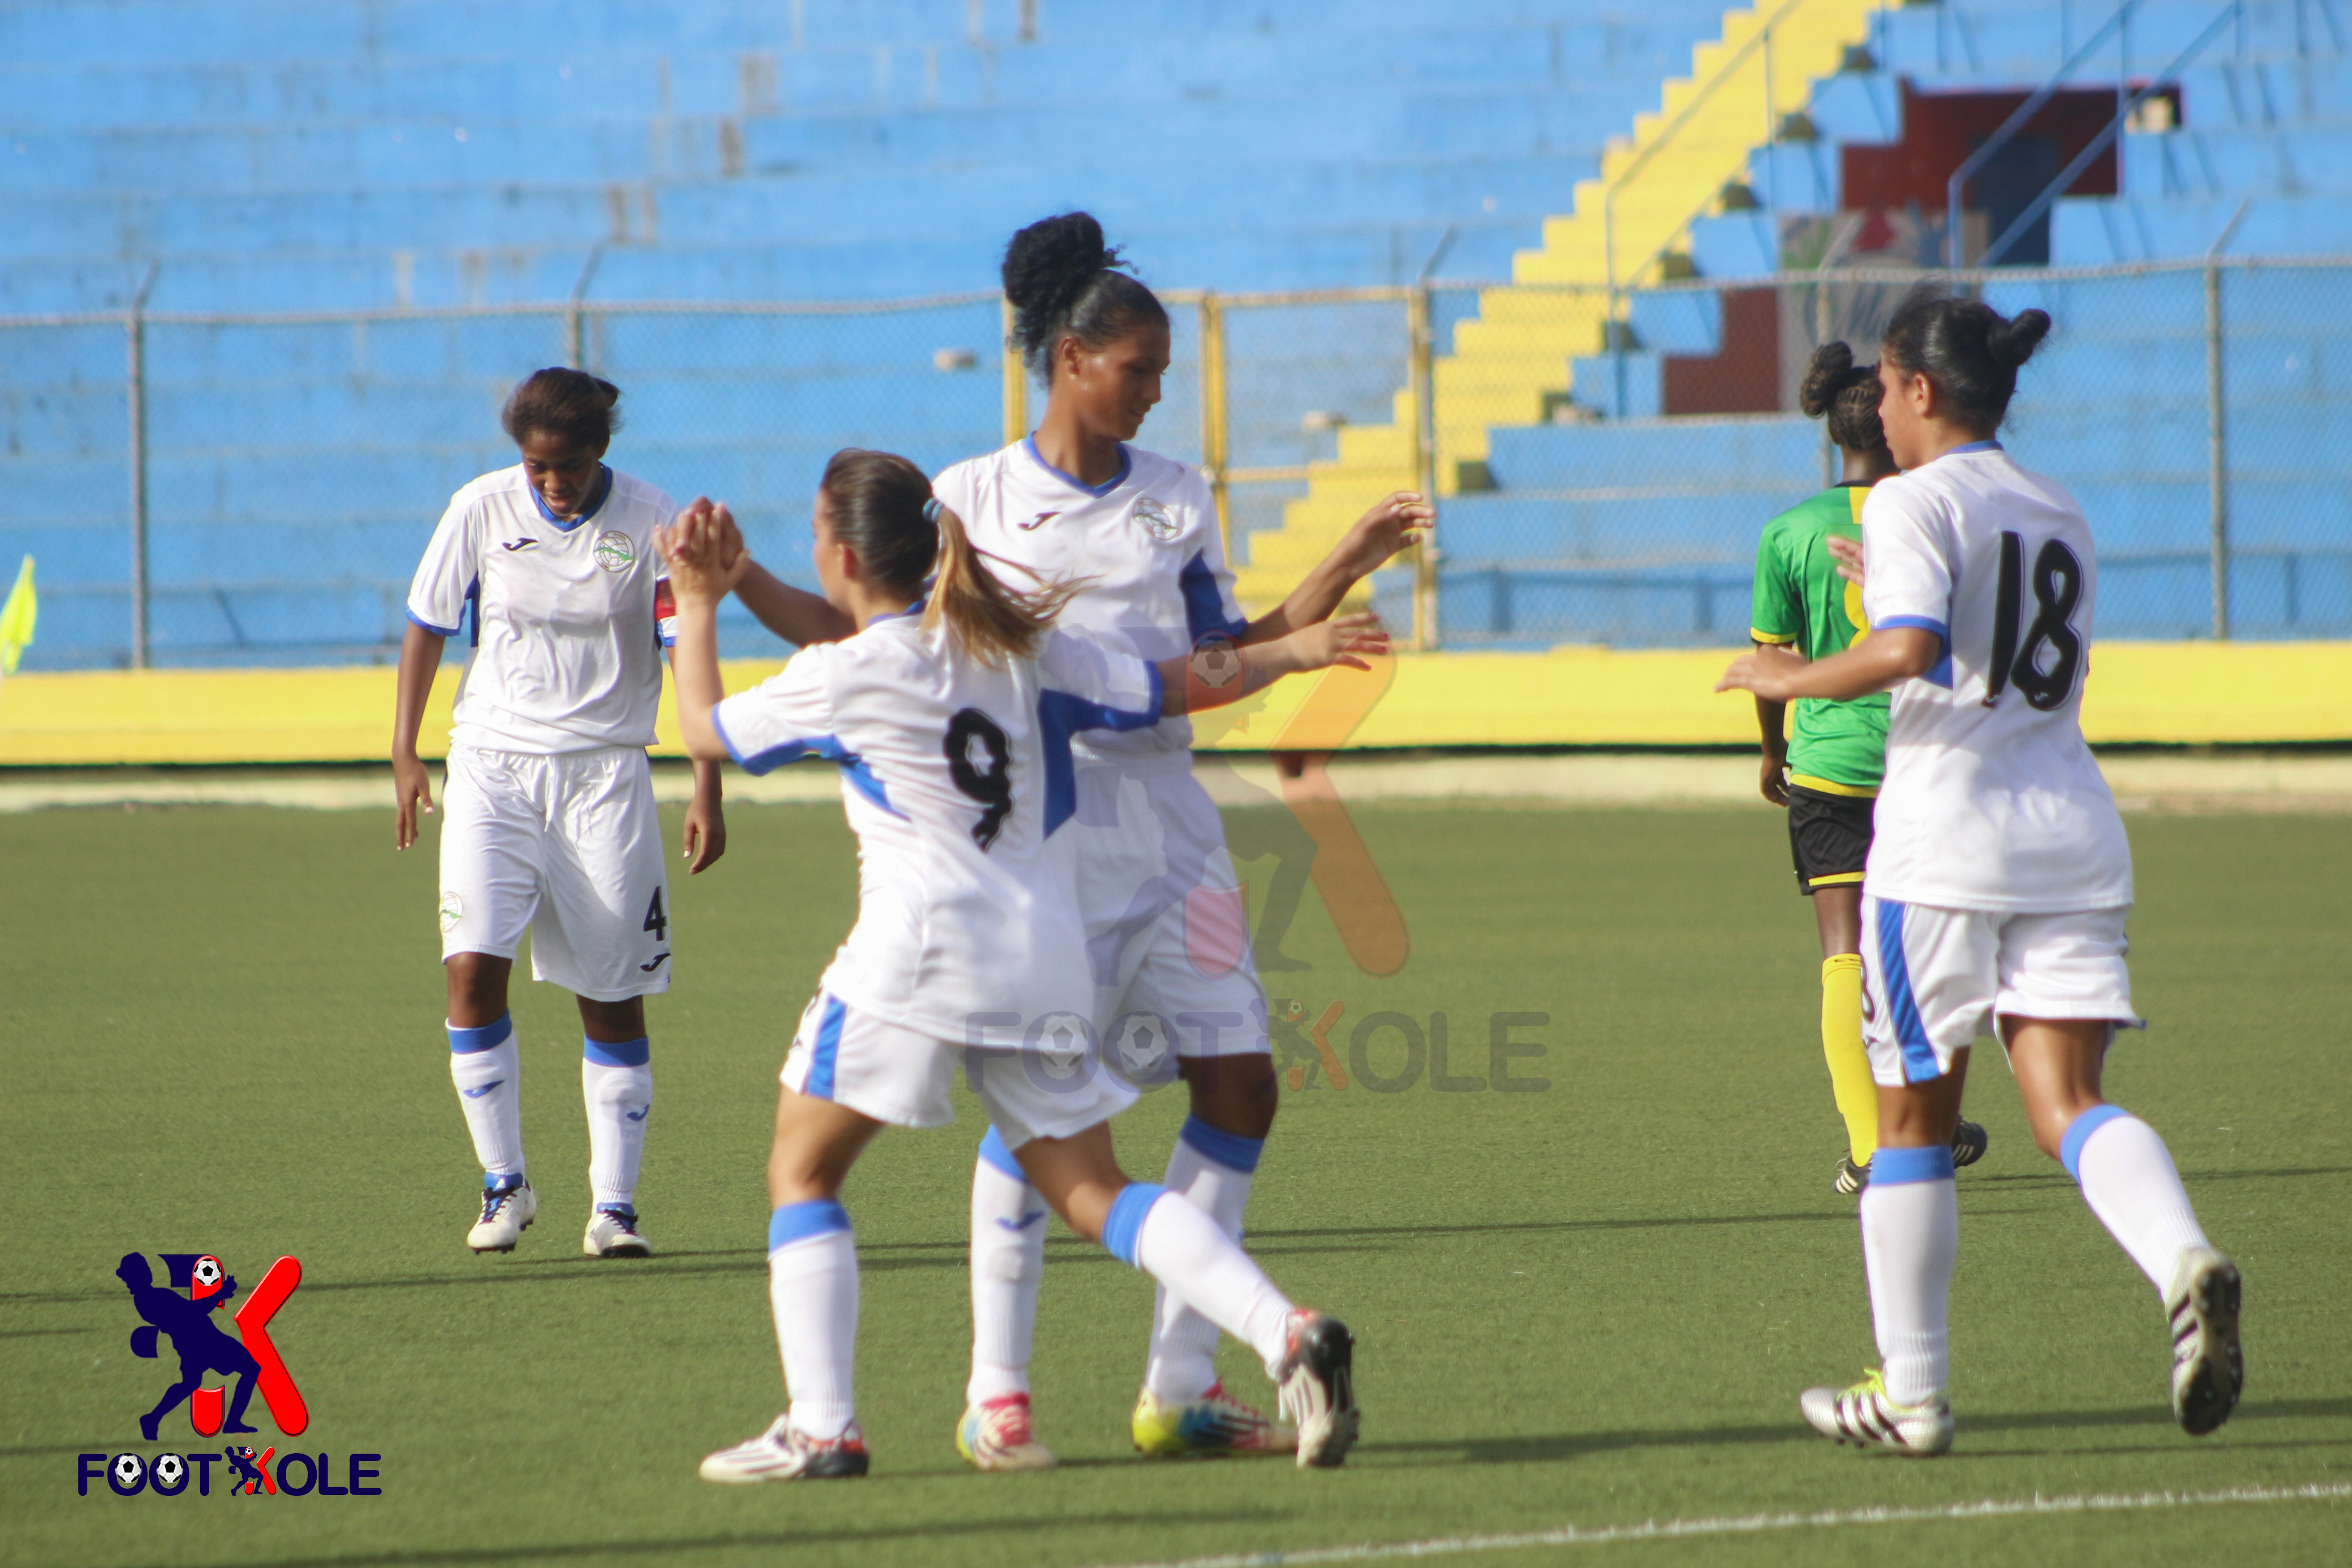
[{"x1": 1, "y1": 0, "x2": 2343, "y2": 666}]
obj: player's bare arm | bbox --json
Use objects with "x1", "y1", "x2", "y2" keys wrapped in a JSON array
[
  {"x1": 677, "y1": 496, "x2": 856, "y2": 647},
  {"x1": 391, "y1": 620, "x2": 445, "y2": 849},
  {"x1": 657, "y1": 505, "x2": 751, "y2": 764},
  {"x1": 1240, "y1": 492, "x2": 1432, "y2": 645},
  {"x1": 1166, "y1": 613, "x2": 1388, "y2": 714},
  {"x1": 1753, "y1": 673, "x2": 1791, "y2": 807},
  {"x1": 1717, "y1": 626, "x2": 1940, "y2": 704}
]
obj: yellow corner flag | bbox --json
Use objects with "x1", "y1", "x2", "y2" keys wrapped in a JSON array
[{"x1": 0, "y1": 556, "x2": 35, "y2": 675}]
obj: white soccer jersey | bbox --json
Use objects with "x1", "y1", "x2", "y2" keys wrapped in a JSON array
[
  {"x1": 711, "y1": 611, "x2": 1163, "y2": 1043},
  {"x1": 933, "y1": 439, "x2": 1247, "y2": 767},
  {"x1": 1860, "y1": 441, "x2": 2133, "y2": 913},
  {"x1": 407, "y1": 464, "x2": 677, "y2": 754}
]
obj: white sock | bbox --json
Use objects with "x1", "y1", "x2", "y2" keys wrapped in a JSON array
[
  {"x1": 769, "y1": 1201, "x2": 858, "y2": 1441},
  {"x1": 1110, "y1": 1183, "x2": 1293, "y2": 1379},
  {"x1": 1145, "y1": 1117, "x2": 1263, "y2": 1401},
  {"x1": 2065, "y1": 1106, "x2": 2211, "y2": 1294},
  {"x1": 1858, "y1": 1146, "x2": 1958, "y2": 1405},
  {"x1": 967, "y1": 1130, "x2": 1045, "y2": 1406},
  {"x1": 447, "y1": 1015, "x2": 524, "y2": 1181},
  {"x1": 581, "y1": 1038, "x2": 652, "y2": 1212}
]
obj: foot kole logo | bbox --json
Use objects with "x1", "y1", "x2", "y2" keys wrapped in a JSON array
[{"x1": 83, "y1": 1251, "x2": 384, "y2": 1499}]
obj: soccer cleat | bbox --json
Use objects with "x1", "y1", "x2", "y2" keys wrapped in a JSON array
[
  {"x1": 583, "y1": 1208, "x2": 652, "y2": 1258},
  {"x1": 1798, "y1": 1368, "x2": 1954, "y2": 1455},
  {"x1": 1833, "y1": 1156, "x2": 1870, "y2": 1196},
  {"x1": 955, "y1": 1393, "x2": 1057, "y2": 1471},
  {"x1": 1951, "y1": 1118, "x2": 1989, "y2": 1167},
  {"x1": 467, "y1": 1178, "x2": 537, "y2": 1253},
  {"x1": 1274, "y1": 1310, "x2": 1359, "y2": 1469},
  {"x1": 1132, "y1": 1382, "x2": 1298, "y2": 1457},
  {"x1": 2166, "y1": 1247, "x2": 2243, "y2": 1436},
  {"x1": 699, "y1": 1416, "x2": 870, "y2": 1483}
]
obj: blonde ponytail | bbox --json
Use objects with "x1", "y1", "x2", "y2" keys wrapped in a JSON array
[{"x1": 923, "y1": 499, "x2": 1082, "y2": 665}]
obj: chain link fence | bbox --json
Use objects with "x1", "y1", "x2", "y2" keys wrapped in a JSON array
[{"x1": 0, "y1": 255, "x2": 2343, "y2": 670}]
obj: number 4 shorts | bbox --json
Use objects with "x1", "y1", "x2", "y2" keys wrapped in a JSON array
[
  {"x1": 436, "y1": 744, "x2": 673, "y2": 1002},
  {"x1": 1858, "y1": 893, "x2": 2141, "y2": 1086}
]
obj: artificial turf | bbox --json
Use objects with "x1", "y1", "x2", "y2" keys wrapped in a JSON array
[{"x1": 4, "y1": 790, "x2": 2346, "y2": 1567}]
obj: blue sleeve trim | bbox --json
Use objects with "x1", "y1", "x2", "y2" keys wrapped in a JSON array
[
  {"x1": 768, "y1": 1198, "x2": 852, "y2": 1253},
  {"x1": 446, "y1": 1014, "x2": 513, "y2": 1054},
  {"x1": 1876, "y1": 615, "x2": 1954, "y2": 689},
  {"x1": 977, "y1": 1127, "x2": 1027, "y2": 1181},
  {"x1": 2060, "y1": 1104, "x2": 2132, "y2": 1181},
  {"x1": 583, "y1": 1034, "x2": 651, "y2": 1068},
  {"x1": 1178, "y1": 1115, "x2": 1265, "y2": 1174},
  {"x1": 1872, "y1": 1144, "x2": 1956, "y2": 1186},
  {"x1": 1037, "y1": 684, "x2": 1161, "y2": 836},
  {"x1": 407, "y1": 608, "x2": 463, "y2": 639},
  {"x1": 1179, "y1": 550, "x2": 1251, "y2": 646},
  {"x1": 1102, "y1": 1182, "x2": 1168, "y2": 1268}
]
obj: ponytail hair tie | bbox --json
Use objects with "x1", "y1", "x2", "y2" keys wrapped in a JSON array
[{"x1": 922, "y1": 497, "x2": 943, "y2": 523}]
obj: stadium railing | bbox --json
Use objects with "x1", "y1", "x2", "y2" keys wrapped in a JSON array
[{"x1": 1, "y1": 252, "x2": 2345, "y2": 671}]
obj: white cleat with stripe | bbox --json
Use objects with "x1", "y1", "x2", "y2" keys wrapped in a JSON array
[{"x1": 1799, "y1": 1369, "x2": 1954, "y2": 1455}]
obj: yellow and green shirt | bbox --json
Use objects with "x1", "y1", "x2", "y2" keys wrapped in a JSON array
[{"x1": 1749, "y1": 484, "x2": 1889, "y2": 795}]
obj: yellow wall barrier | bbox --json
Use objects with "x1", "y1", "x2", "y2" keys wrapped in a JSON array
[{"x1": 1, "y1": 643, "x2": 2344, "y2": 766}]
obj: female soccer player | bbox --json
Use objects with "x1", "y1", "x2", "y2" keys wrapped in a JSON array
[
  {"x1": 939, "y1": 211, "x2": 1428, "y2": 1468},
  {"x1": 392, "y1": 368, "x2": 724, "y2": 1259},
  {"x1": 1750, "y1": 343, "x2": 1984, "y2": 1196},
  {"x1": 1719, "y1": 295, "x2": 2242, "y2": 1453},
  {"x1": 666, "y1": 451, "x2": 1379, "y2": 1481}
]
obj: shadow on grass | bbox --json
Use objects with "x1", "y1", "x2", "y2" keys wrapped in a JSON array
[
  {"x1": 1357, "y1": 1396, "x2": 2352, "y2": 1466},
  {"x1": 1969, "y1": 1164, "x2": 2352, "y2": 1193},
  {"x1": 165, "y1": 1509, "x2": 1270, "y2": 1568}
]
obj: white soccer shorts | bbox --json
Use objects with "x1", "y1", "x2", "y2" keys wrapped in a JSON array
[
  {"x1": 781, "y1": 992, "x2": 1140, "y2": 1149},
  {"x1": 1074, "y1": 761, "x2": 1269, "y2": 1063},
  {"x1": 437, "y1": 744, "x2": 672, "y2": 1002},
  {"x1": 1859, "y1": 895, "x2": 2140, "y2": 1086}
]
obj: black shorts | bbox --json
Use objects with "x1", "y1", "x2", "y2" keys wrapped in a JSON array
[{"x1": 1787, "y1": 784, "x2": 1875, "y2": 896}]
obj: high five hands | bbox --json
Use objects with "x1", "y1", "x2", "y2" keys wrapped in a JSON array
[{"x1": 657, "y1": 497, "x2": 752, "y2": 603}]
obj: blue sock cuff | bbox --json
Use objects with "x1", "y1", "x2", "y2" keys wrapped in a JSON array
[
  {"x1": 1873, "y1": 1144, "x2": 1956, "y2": 1186},
  {"x1": 1102, "y1": 1182, "x2": 1167, "y2": 1267},
  {"x1": 2060, "y1": 1103, "x2": 2131, "y2": 1181},
  {"x1": 769, "y1": 1199, "x2": 851, "y2": 1253},
  {"x1": 1178, "y1": 1116, "x2": 1264, "y2": 1174},
  {"x1": 583, "y1": 1034, "x2": 650, "y2": 1068},
  {"x1": 976, "y1": 1126, "x2": 1026, "y2": 1181},
  {"x1": 448, "y1": 1014, "x2": 513, "y2": 1054}
]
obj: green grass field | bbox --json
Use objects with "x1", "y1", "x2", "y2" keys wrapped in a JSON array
[{"x1": 5, "y1": 792, "x2": 2347, "y2": 1568}]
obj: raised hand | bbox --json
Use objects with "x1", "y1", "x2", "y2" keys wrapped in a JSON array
[
  {"x1": 1337, "y1": 492, "x2": 1434, "y2": 580},
  {"x1": 660, "y1": 498, "x2": 750, "y2": 604},
  {"x1": 1296, "y1": 611, "x2": 1391, "y2": 672}
]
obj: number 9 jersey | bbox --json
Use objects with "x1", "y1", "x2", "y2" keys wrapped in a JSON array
[
  {"x1": 1859, "y1": 441, "x2": 2132, "y2": 913},
  {"x1": 710, "y1": 609, "x2": 1163, "y2": 1044}
]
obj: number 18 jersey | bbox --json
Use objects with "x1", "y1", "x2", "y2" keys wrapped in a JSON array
[
  {"x1": 711, "y1": 610, "x2": 1162, "y2": 1043},
  {"x1": 1860, "y1": 442, "x2": 2132, "y2": 913}
]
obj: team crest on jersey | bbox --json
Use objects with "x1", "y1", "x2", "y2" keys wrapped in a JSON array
[
  {"x1": 592, "y1": 531, "x2": 636, "y2": 573},
  {"x1": 437, "y1": 892, "x2": 463, "y2": 935},
  {"x1": 1131, "y1": 498, "x2": 1179, "y2": 541}
]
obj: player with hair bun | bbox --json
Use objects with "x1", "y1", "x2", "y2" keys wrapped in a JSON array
[
  {"x1": 392, "y1": 367, "x2": 725, "y2": 1260},
  {"x1": 666, "y1": 450, "x2": 1381, "y2": 1483},
  {"x1": 1752, "y1": 342, "x2": 1985, "y2": 1196},
  {"x1": 1721, "y1": 293, "x2": 2243, "y2": 1454},
  {"x1": 916, "y1": 211, "x2": 1429, "y2": 1469}
]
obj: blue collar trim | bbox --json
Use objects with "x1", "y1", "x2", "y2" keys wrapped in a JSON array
[
  {"x1": 1946, "y1": 440, "x2": 2003, "y2": 455},
  {"x1": 531, "y1": 464, "x2": 611, "y2": 530},
  {"x1": 1024, "y1": 435, "x2": 1130, "y2": 498},
  {"x1": 866, "y1": 601, "x2": 924, "y2": 627}
]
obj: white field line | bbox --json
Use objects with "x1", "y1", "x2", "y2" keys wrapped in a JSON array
[{"x1": 1093, "y1": 1480, "x2": 2352, "y2": 1568}]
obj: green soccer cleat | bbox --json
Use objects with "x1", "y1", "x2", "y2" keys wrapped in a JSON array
[
  {"x1": 1799, "y1": 1368, "x2": 1954, "y2": 1455},
  {"x1": 1132, "y1": 1382, "x2": 1296, "y2": 1457}
]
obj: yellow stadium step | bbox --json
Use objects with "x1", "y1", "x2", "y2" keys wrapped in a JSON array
[{"x1": 1231, "y1": 0, "x2": 1891, "y2": 616}]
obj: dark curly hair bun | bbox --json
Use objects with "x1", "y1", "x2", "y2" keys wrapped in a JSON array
[
  {"x1": 1001, "y1": 211, "x2": 1168, "y2": 382},
  {"x1": 1987, "y1": 307, "x2": 2052, "y2": 368},
  {"x1": 1798, "y1": 341, "x2": 1857, "y2": 419},
  {"x1": 1882, "y1": 290, "x2": 2051, "y2": 434}
]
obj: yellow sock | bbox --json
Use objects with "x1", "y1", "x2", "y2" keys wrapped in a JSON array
[{"x1": 1821, "y1": 954, "x2": 1879, "y2": 1165}]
